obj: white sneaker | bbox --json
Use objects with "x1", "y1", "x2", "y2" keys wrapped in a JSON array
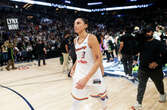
[
  {"x1": 125, "y1": 74, "x2": 129, "y2": 78},
  {"x1": 131, "y1": 103, "x2": 142, "y2": 110},
  {"x1": 126, "y1": 75, "x2": 133, "y2": 79},
  {"x1": 128, "y1": 75, "x2": 134, "y2": 80},
  {"x1": 159, "y1": 93, "x2": 166, "y2": 103}
]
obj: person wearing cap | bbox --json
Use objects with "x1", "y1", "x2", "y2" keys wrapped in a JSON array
[{"x1": 131, "y1": 26, "x2": 167, "y2": 110}]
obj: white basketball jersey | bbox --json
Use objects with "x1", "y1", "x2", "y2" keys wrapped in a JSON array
[{"x1": 74, "y1": 34, "x2": 102, "y2": 85}]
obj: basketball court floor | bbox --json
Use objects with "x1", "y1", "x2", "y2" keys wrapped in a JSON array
[{"x1": 0, "y1": 58, "x2": 167, "y2": 110}]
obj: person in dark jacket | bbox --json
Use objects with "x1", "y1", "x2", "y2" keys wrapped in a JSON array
[
  {"x1": 119, "y1": 28, "x2": 138, "y2": 79},
  {"x1": 131, "y1": 26, "x2": 167, "y2": 110},
  {"x1": 36, "y1": 39, "x2": 46, "y2": 66}
]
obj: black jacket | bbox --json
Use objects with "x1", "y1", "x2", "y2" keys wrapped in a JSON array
[
  {"x1": 138, "y1": 38, "x2": 167, "y2": 71},
  {"x1": 36, "y1": 42, "x2": 45, "y2": 54},
  {"x1": 120, "y1": 33, "x2": 138, "y2": 55}
]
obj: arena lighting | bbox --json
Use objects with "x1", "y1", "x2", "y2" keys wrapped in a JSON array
[
  {"x1": 51, "y1": 4, "x2": 91, "y2": 12},
  {"x1": 11, "y1": 0, "x2": 91, "y2": 12},
  {"x1": 88, "y1": 2, "x2": 103, "y2": 6},
  {"x1": 127, "y1": 0, "x2": 138, "y2": 2},
  {"x1": 66, "y1": 6, "x2": 91, "y2": 12},
  {"x1": 106, "y1": 5, "x2": 138, "y2": 11},
  {"x1": 11, "y1": 0, "x2": 52, "y2": 6},
  {"x1": 91, "y1": 8, "x2": 106, "y2": 12},
  {"x1": 105, "y1": 4, "x2": 152, "y2": 11},
  {"x1": 65, "y1": 0, "x2": 71, "y2": 4},
  {"x1": 10, "y1": 0, "x2": 152, "y2": 12},
  {"x1": 51, "y1": 4, "x2": 67, "y2": 9}
]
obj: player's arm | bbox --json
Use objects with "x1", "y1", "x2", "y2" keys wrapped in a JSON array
[
  {"x1": 85, "y1": 34, "x2": 102, "y2": 81},
  {"x1": 99, "y1": 49, "x2": 104, "y2": 76},
  {"x1": 70, "y1": 60, "x2": 77, "y2": 75}
]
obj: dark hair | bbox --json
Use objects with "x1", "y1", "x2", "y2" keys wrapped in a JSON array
[
  {"x1": 79, "y1": 18, "x2": 88, "y2": 25},
  {"x1": 143, "y1": 25, "x2": 154, "y2": 33},
  {"x1": 75, "y1": 18, "x2": 89, "y2": 32}
]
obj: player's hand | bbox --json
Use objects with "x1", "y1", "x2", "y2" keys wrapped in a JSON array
[
  {"x1": 70, "y1": 68, "x2": 75, "y2": 77},
  {"x1": 149, "y1": 62, "x2": 158, "y2": 69},
  {"x1": 75, "y1": 77, "x2": 88, "y2": 89},
  {"x1": 102, "y1": 71, "x2": 104, "y2": 77}
]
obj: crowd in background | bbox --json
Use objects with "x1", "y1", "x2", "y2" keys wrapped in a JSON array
[{"x1": 0, "y1": 6, "x2": 167, "y2": 70}]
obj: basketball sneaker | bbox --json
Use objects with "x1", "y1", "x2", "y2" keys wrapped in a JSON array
[
  {"x1": 159, "y1": 93, "x2": 166, "y2": 103},
  {"x1": 131, "y1": 103, "x2": 142, "y2": 110},
  {"x1": 126, "y1": 74, "x2": 134, "y2": 80}
]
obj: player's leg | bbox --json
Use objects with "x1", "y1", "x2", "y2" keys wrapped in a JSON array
[
  {"x1": 71, "y1": 82, "x2": 89, "y2": 110},
  {"x1": 90, "y1": 80, "x2": 108, "y2": 110}
]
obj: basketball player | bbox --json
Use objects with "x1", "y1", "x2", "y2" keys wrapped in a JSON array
[{"x1": 70, "y1": 18, "x2": 108, "y2": 110}]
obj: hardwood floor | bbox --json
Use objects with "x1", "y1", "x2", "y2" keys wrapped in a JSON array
[{"x1": 0, "y1": 58, "x2": 166, "y2": 110}]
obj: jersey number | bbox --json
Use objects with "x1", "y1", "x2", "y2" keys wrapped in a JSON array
[{"x1": 81, "y1": 51, "x2": 86, "y2": 59}]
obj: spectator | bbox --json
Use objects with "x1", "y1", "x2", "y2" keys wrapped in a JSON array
[
  {"x1": 61, "y1": 30, "x2": 70, "y2": 73},
  {"x1": 36, "y1": 39, "x2": 46, "y2": 66},
  {"x1": 119, "y1": 27, "x2": 138, "y2": 79},
  {"x1": 6, "y1": 40, "x2": 17, "y2": 71}
]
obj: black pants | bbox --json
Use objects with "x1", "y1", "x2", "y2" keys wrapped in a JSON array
[
  {"x1": 121, "y1": 54, "x2": 133, "y2": 75},
  {"x1": 38, "y1": 54, "x2": 46, "y2": 66},
  {"x1": 27, "y1": 51, "x2": 33, "y2": 62},
  {"x1": 71, "y1": 57, "x2": 76, "y2": 65},
  {"x1": 104, "y1": 50, "x2": 110, "y2": 62},
  {"x1": 0, "y1": 53, "x2": 3, "y2": 66},
  {"x1": 137, "y1": 69, "x2": 165, "y2": 104}
]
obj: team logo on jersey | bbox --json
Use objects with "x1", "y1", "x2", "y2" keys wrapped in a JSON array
[
  {"x1": 76, "y1": 46, "x2": 87, "y2": 52},
  {"x1": 78, "y1": 60, "x2": 88, "y2": 64}
]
